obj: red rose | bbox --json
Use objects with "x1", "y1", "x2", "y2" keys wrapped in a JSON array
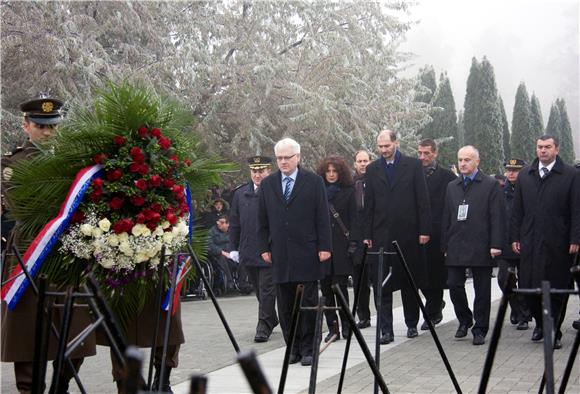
[
  {"x1": 109, "y1": 196, "x2": 125, "y2": 210},
  {"x1": 138, "y1": 164, "x2": 149, "y2": 175},
  {"x1": 136, "y1": 212, "x2": 146, "y2": 224},
  {"x1": 129, "y1": 162, "x2": 141, "y2": 173},
  {"x1": 150, "y1": 212, "x2": 161, "y2": 223},
  {"x1": 138, "y1": 127, "x2": 149, "y2": 138},
  {"x1": 149, "y1": 175, "x2": 162, "y2": 187},
  {"x1": 166, "y1": 212, "x2": 177, "y2": 225},
  {"x1": 169, "y1": 155, "x2": 179, "y2": 166},
  {"x1": 175, "y1": 191, "x2": 185, "y2": 201},
  {"x1": 141, "y1": 208, "x2": 153, "y2": 220},
  {"x1": 135, "y1": 179, "x2": 148, "y2": 191},
  {"x1": 113, "y1": 135, "x2": 126, "y2": 145},
  {"x1": 71, "y1": 211, "x2": 86, "y2": 223},
  {"x1": 90, "y1": 189, "x2": 103, "y2": 202},
  {"x1": 106, "y1": 169, "x2": 123, "y2": 181},
  {"x1": 130, "y1": 147, "x2": 145, "y2": 163},
  {"x1": 93, "y1": 153, "x2": 107, "y2": 164},
  {"x1": 151, "y1": 128, "x2": 162, "y2": 138},
  {"x1": 163, "y1": 178, "x2": 175, "y2": 188},
  {"x1": 150, "y1": 203, "x2": 162, "y2": 213},
  {"x1": 172, "y1": 184, "x2": 184, "y2": 194},
  {"x1": 93, "y1": 178, "x2": 104, "y2": 188},
  {"x1": 184, "y1": 159, "x2": 192, "y2": 167},
  {"x1": 146, "y1": 222, "x2": 157, "y2": 230},
  {"x1": 158, "y1": 136, "x2": 171, "y2": 150},
  {"x1": 113, "y1": 218, "x2": 134, "y2": 234},
  {"x1": 131, "y1": 196, "x2": 146, "y2": 206}
]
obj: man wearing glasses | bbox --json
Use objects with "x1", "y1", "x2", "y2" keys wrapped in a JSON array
[{"x1": 257, "y1": 137, "x2": 332, "y2": 366}]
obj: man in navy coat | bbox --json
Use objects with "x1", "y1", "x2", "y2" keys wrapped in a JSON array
[{"x1": 257, "y1": 137, "x2": 332, "y2": 366}]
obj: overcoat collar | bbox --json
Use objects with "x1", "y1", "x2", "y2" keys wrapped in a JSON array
[
  {"x1": 527, "y1": 156, "x2": 564, "y2": 179},
  {"x1": 276, "y1": 167, "x2": 305, "y2": 204},
  {"x1": 374, "y1": 151, "x2": 407, "y2": 190}
]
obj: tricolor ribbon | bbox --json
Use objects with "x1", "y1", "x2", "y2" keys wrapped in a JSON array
[
  {"x1": 1, "y1": 164, "x2": 103, "y2": 310},
  {"x1": 161, "y1": 183, "x2": 194, "y2": 315}
]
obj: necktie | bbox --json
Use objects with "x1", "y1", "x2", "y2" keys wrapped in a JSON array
[
  {"x1": 283, "y1": 177, "x2": 293, "y2": 201},
  {"x1": 541, "y1": 167, "x2": 549, "y2": 178},
  {"x1": 463, "y1": 177, "x2": 471, "y2": 189}
]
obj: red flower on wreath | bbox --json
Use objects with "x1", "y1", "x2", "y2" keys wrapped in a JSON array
[
  {"x1": 93, "y1": 153, "x2": 107, "y2": 164},
  {"x1": 131, "y1": 196, "x2": 146, "y2": 207},
  {"x1": 109, "y1": 196, "x2": 125, "y2": 210},
  {"x1": 106, "y1": 169, "x2": 123, "y2": 181},
  {"x1": 113, "y1": 136, "x2": 126, "y2": 145},
  {"x1": 113, "y1": 218, "x2": 134, "y2": 234},
  {"x1": 149, "y1": 175, "x2": 162, "y2": 187},
  {"x1": 151, "y1": 128, "x2": 162, "y2": 138},
  {"x1": 135, "y1": 179, "x2": 148, "y2": 191},
  {"x1": 158, "y1": 136, "x2": 171, "y2": 150},
  {"x1": 138, "y1": 126, "x2": 149, "y2": 138}
]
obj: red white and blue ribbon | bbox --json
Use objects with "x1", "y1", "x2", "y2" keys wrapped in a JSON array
[
  {"x1": 1, "y1": 164, "x2": 103, "y2": 310},
  {"x1": 161, "y1": 183, "x2": 194, "y2": 315}
]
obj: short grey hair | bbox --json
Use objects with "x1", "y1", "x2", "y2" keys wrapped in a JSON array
[
  {"x1": 274, "y1": 137, "x2": 301, "y2": 155},
  {"x1": 458, "y1": 145, "x2": 480, "y2": 160}
]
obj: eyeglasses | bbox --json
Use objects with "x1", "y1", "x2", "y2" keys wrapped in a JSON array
[{"x1": 276, "y1": 154, "x2": 297, "y2": 162}]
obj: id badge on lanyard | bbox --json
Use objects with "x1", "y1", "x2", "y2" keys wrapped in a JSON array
[{"x1": 457, "y1": 200, "x2": 469, "y2": 221}]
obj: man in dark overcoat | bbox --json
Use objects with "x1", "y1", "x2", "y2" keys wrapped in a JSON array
[
  {"x1": 442, "y1": 145, "x2": 504, "y2": 346},
  {"x1": 510, "y1": 135, "x2": 580, "y2": 348},
  {"x1": 363, "y1": 129, "x2": 431, "y2": 344},
  {"x1": 257, "y1": 137, "x2": 332, "y2": 366},
  {"x1": 417, "y1": 139, "x2": 456, "y2": 330},
  {"x1": 229, "y1": 155, "x2": 279, "y2": 342},
  {"x1": 1, "y1": 97, "x2": 97, "y2": 393}
]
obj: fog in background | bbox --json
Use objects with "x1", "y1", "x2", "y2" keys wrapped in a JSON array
[{"x1": 402, "y1": 0, "x2": 579, "y2": 157}]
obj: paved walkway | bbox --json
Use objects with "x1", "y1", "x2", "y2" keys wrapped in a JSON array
[{"x1": 2, "y1": 280, "x2": 579, "y2": 393}]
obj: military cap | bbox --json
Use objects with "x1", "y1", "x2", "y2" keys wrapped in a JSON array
[
  {"x1": 504, "y1": 158, "x2": 526, "y2": 170},
  {"x1": 247, "y1": 155, "x2": 272, "y2": 170},
  {"x1": 20, "y1": 97, "x2": 64, "y2": 125}
]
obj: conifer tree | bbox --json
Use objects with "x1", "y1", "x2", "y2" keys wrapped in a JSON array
[
  {"x1": 546, "y1": 103, "x2": 562, "y2": 141},
  {"x1": 428, "y1": 73, "x2": 458, "y2": 167},
  {"x1": 529, "y1": 93, "x2": 544, "y2": 139},
  {"x1": 457, "y1": 110, "x2": 465, "y2": 148},
  {"x1": 463, "y1": 57, "x2": 504, "y2": 173},
  {"x1": 555, "y1": 98, "x2": 576, "y2": 163},
  {"x1": 510, "y1": 82, "x2": 534, "y2": 162},
  {"x1": 415, "y1": 65, "x2": 437, "y2": 104},
  {"x1": 498, "y1": 95, "x2": 510, "y2": 160}
]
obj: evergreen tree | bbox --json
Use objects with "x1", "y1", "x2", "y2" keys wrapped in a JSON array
[
  {"x1": 428, "y1": 72, "x2": 458, "y2": 167},
  {"x1": 463, "y1": 57, "x2": 504, "y2": 173},
  {"x1": 529, "y1": 93, "x2": 544, "y2": 139},
  {"x1": 555, "y1": 98, "x2": 576, "y2": 163},
  {"x1": 498, "y1": 95, "x2": 510, "y2": 160},
  {"x1": 457, "y1": 110, "x2": 465, "y2": 148},
  {"x1": 510, "y1": 82, "x2": 534, "y2": 162},
  {"x1": 546, "y1": 103, "x2": 562, "y2": 141},
  {"x1": 415, "y1": 65, "x2": 437, "y2": 104}
]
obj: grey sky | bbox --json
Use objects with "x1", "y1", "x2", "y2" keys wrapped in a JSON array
[{"x1": 401, "y1": 0, "x2": 579, "y2": 157}]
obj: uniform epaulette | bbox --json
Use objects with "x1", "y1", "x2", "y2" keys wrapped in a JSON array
[{"x1": 3, "y1": 146, "x2": 23, "y2": 157}]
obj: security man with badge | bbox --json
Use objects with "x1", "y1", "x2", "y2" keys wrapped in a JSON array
[
  {"x1": 1, "y1": 96, "x2": 97, "y2": 393},
  {"x1": 229, "y1": 156, "x2": 279, "y2": 342}
]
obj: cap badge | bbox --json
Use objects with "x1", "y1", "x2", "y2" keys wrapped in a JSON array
[{"x1": 41, "y1": 101, "x2": 54, "y2": 113}]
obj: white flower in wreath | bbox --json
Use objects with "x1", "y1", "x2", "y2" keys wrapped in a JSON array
[
  {"x1": 98, "y1": 218, "x2": 111, "y2": 232},
  {"x1": 107, "y1": 234, "x2": 119, "y2": 247},
  {"x1": 118, "y1": 232, "x2": 129, "y2": 242},
  {"x1": 135, "y1": 252, "x2": 149, "y2": 263},
  {"x1": 153, "y1": 226, "x2": 164, "y2": 237},
  {"x1": 161, "y1": 221, "x2": 170, "y2": 230},
  {"x1": 99, "y1": 258, "x2": 115, "y2": 269},
  {"x1": 92, "y1": 227, "x2": 103, "y2": 238},
  {"x1": 162, "y1": 232, "x2": 174, "y2": 244},
  {"x1": 141, "y1": 227, "x2": 152, "y2": 237},
  {"x1": 131, "y1": 224, "x2": 147, "y2": 237},
  {"x1": 80, "y1": 223, "x2": 94, "y2": 237},
  {"x1": 119, "y1": 241, "x2": 134, "y2": 256}
]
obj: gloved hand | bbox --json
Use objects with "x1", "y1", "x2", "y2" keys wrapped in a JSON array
[
  {"x1": 347, "y1": 241, "x2": 358, "y2": 256},
  {"x1": 229, "y1": 250, "x2": 240, "y2": 263}
]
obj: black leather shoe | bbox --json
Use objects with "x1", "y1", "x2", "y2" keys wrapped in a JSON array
[
  {"x1": 510, "y1": 311, "x2": 518, "y2": 325},
  {"x1": 573, "y1": 319, "x2": 580, "y2": 330},
  {"x1": 356, "y1": 319, "x2": 371, "y2": 329},
  {"x1": 380, "y1": 332, "x2": 394, "y2": 344},
  {"x1": 433, "y1": 300, "x2": 446, "y2": 325},
  {"x1": 420, "y1": 320, "x2": 430, "y2": 331},
  {"x1": 254, "y1": 331, "x2": 269, "y2": 343},
  {"x1": 289, "y1": 354, "x2": 301, "y2": 364},
  {"x1": 472, "y1": 334, "x2": 485, "y2": 345},
  {"x1": 455, "y1": 324, "x2": 470, "y2": 338},
  {"x1": 516, "y1": 321, "x2": 529, "y2": 331},
  {"x1": 553, "y1": 338, "x2": 562, "y2": 349},
  {"x1": 324, "y1": 330, "x2": 340, "y2": 343},
  {"x1": 300, "y1": 355, "x2": 313, "y2": 366},
  {"x1": 531, "y1": 327, "x2": 543, "y2": 341},
  {"x1": 407, "y1": 327, "x2": 418, "y2": 338},
  {"x1": 342, "y1": 326, "x2": 350, "y2": 339}
]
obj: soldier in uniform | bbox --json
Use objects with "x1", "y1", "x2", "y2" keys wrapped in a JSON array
[
  {"x1": 229, "y1": 156, "x2": 279, "y2": 342},
  {"x1": 1, "y1": 97, "x2": 97, "y2": 393}
]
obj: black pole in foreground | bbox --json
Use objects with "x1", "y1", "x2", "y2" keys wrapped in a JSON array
[
  {"x1": 32, "y1": 275, "x2": 49, "y2": 394},
  {"x1": 238, "y1": 350, "x2": 273, "y2": 394},
  {"x1": 477, "y1": 268, "x2": 517, "y2": 394},
  {"x1": 557, "y1": 265, "x2": 580, "y2": 394},
  {"x1": 337, "y1": 244, "x2": 368, "y2": 393},
  {"x1": 189, "y1": 374, "x2": 208, "y2": 394},
  {"x1": 392, "y1": 241, "x2": 462, "y2": 394},
  {"x1": 124, "y1": 346, "x2": 144, "y2": 394},
  {"x1": 332, "y1": 284, "x2": 389, "y2": 394},
  {"x1": 147, "y1": 246, "x2": 167, "y2": 390},
  {"x1": 187, "y1": 243, "x2": 240, "y2": 353},
  {"x1": 158, "y1": 253, "x2": 180, "y2": 392},
  {"x1": 278, "y1": 284, "x2": 304, "y2": 394}
]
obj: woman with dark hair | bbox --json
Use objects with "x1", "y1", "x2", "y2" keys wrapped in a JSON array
[{"x1": 316, "y1": 155, "x2": 358, "y2": 342}]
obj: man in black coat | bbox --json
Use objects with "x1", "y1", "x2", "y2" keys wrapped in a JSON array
[
  {"x1": 497, "y1": 158, "x2": 531, "y2": 330},
  {"x1": 229, "y1": 156, "x2": 279, "y2": 343},
  {"x1": 442, "y1": 145, "x2": 504, "y2": 346},
  {"x1": 417, "y1": 139, "x2": 456, "y2": 331},
  {"x1": 363, "y1": 130, "x2": 431, "y2": 344},
  {"x1": 257, "y1": 138, "x2": 332, "y2": 366},
  {"x1": 510, "y1": 135, "x2": 580, "y2": 348}
]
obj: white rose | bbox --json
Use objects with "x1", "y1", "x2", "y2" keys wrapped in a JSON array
[
  {"x1": 119, "y1": 241, "x2": 134, "y2": 256},
  {"x1": 118, "y1": 232, "x2": 129, "y2": 242},
  {"x1": 80, "y1": 224, "x2": 94, "y2": 237},
  {"x1": 107, "y1": 234, "x2": 119, "y2": 247},
  {"x1": 99, "y1": 259, "x2": 115, "y2": 269},
  {"x1": 98, "y1": 218, "x2": 111, "y2": 232},
  {"x1": 91, "y1": 228, "x2": 103, "y2": 238},
  {"x1": 163, "y1": 232, "x2": 174, "y2": 244},
  {"x1": 135, "y1": 252, "x2": 149, "y2": 263},
  {"x1": 161, "y1": 221, "x2": 171, "y2": 229},
  {"x1": 141, "y1": 227, "x2": 151, "y2": 237},
  {"x1": 153, "y1": 227, "x2": 164, "y2": 237},
  {"x1": 132, "y1": 224, "x2": 146, "y2": 237}
]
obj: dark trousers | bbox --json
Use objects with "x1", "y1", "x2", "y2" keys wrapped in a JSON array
[
  {"x1": 320, "y1": 275, "x2": 349, "y2": 332},
  {"x1": 422, "y1": 288, "x2": 444, "y2": 321},
  {"x1": 496, "y1": 258, "x2": 530, "y2": 323},
  {"x1": 245, "y1": 265, "x2": 278, "y2": 333},
  {"x1": 447, "y1": 266, "x2": 492, "y2": 336},
  {"x1": 527, "y1": 293, "x2": 567, "y2": 337},
  {"x1": 276, "y1": 281, "x2": 318, "y2": 357},
  {"x1": 14, "y1": 358, "x2": 84, "y2": 394},
  {"x1": 352, "y1": 262, "x2": 371, "y2": 322}
]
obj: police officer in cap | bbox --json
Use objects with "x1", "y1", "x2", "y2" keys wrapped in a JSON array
[
  {"x1": 229, "y1": 155, "x2": 279, "y2": 342},
  {"x1": 497, "y1": 158, "x2": 531, "y2": 329},
  {"x1": 2, "y1": 96, "x2": 97, "y2": 393}
]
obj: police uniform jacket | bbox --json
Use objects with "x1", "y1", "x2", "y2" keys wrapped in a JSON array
[
  {"x1": 229, "y1": 182, "x2": 269, "y2": 267},
  {"x1": 325, "y1": 184, "x2": 357, "y2": 276},
  {"x1": 423, "y1": 164, "x2": 456, "y2": 288},
  {"x1": 510, "y1": 156, "x2": 580, "y2": 288},
  {"x1": 500, "y1": 181, "x2": 519, "y2": 260},
  {"x1": 257, "y1": 167, "x2": 332, "y2": 284},
  {"x1": 1, "y1": 142, "x2": 96, "y2": 362},
  {"x1": 441, "y1": 170, "x2": 504, "y2": 267},
  {"x1": 363, "y1": 153, "x2": 432, "y2": 290}
]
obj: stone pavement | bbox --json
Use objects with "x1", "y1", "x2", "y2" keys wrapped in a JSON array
[{"x1": 2, "y1": 280, "x2": 579, "y2": 393}]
